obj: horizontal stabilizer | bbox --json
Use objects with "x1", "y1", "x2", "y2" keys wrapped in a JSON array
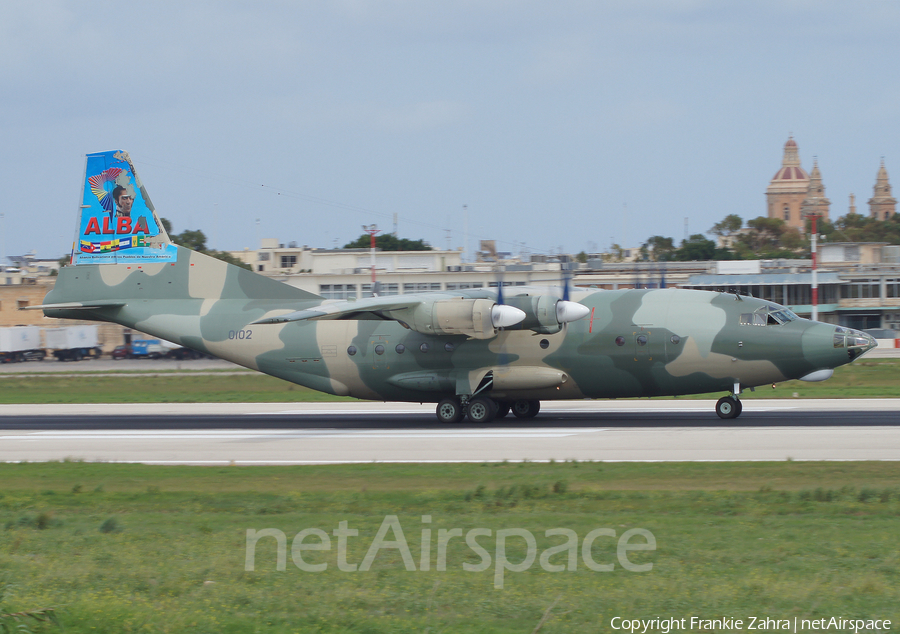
[{"x1": 21, "y1": 300, "x2": 126, "y2": 311}]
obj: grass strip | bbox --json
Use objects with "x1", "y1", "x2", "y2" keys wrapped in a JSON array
[
  {"x1": 0, "y1": 462, "x2": 898, "y2": 632},
  {"x1": 0, "y1": 373, "x2": 354, "y2": 403}
]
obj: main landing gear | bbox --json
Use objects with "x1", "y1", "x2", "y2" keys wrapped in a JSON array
[
  {"x1": 434, "y1": 397, "x2": 541, "y2": 424},
  {"x1": 715, "y1": 383, "x2": 744, "y2": 419}
]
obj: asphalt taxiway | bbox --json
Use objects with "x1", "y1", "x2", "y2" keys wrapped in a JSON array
[{"x1": 2, "y1": 400, "x2": 899, "y2": 464}]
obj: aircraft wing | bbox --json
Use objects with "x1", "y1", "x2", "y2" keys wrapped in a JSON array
[
  {"x1": 250, "y1": 289, "x2": 592, "y2": 341},
  {"x1": 251, "y1": 295, "x2": 431, "y2": 324},
  {"x1": 251, "y1": 292, "x2": 529, "y2": 340}
]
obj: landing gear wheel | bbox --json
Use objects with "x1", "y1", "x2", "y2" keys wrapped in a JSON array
[
  {"x1": 715, "y1": 396, "x2": 741, "y2": 419},
  {"x1": 436, "y1": 398, "x2": 464, "y2": 424},
  {"x1": 735, "y1": 399, "x2": 743, "y2": 417},
  {"x1": 495, "y1": 401, "x2": 511, "y2": 419},
  {"x1": 511, "y1": 399, "x2": 540, "y2": 419},
  {"x1": 467, "y1": 397, "x2": 497, "y2": 423}
]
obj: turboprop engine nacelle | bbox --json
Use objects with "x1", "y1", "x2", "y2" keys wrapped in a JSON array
[
  {"x1": 387, "y1": 298, "x2": 526, "y2": 340},
  {"x1": 506, "y1": 295, "x2": 591, "y2": 334}
]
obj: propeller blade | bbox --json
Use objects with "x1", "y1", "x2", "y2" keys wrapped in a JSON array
[
  {"x1": 491, "y1": 304, "x2": 526, "y2": 328},
  {"x1": 556, "y1": 300, "x2": 590, "y2": 323}
]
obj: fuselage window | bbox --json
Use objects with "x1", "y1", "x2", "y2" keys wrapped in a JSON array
[
  {"x1": 670, "y1": 335, "x2": 681, "y2": 344},
  {"x1": 395, "y1": 344, "x2": 406, "y2": 354},
  {"x1": 636, "y1": 334, "x2": 648, "y2": 346},
  {"x1": 539, "y1": 339, "x2": 550, "y2": 349},
  {"x1": 347, "y1": 346, "x2": 358, "y2": 356},
  {"x1": 444, "y1": 342, "x2": 455, "y2": 352},
  {"x1": 615, "y1": 336, "x2": 625, "y2": 346},
  {"x1": 374, "y1": 344, "x2": 385, "y2": 355},
  {"x1": 419, "y1": 343, "x2": 430, "y2": 353}
]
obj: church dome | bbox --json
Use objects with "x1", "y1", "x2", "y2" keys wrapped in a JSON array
[
  {"x1": 772, "y1": 165, "x2": 809, "y2": 181},
  {"x1": 768, "y1": 136, "x2": 810, "y2": 190},
  {"x1": 771, "y1": 136, "x2": 808, "y2": 181}
]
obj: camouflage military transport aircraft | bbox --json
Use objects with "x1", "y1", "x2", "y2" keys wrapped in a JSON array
[{"x1": 33, "y1": 150, "x2": 877, "y2": 422}]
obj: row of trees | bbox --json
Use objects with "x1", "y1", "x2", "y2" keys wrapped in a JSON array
[
  {"x1": 631, "y1": 212, "x2": 900, "y2": 262},
  {"x1": 342, "y1": 234, "x2": 431, "y2": 251}
]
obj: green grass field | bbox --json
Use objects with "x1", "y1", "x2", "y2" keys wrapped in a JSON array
[
  {"x1": 1, "y1": 358, "x2": 899, "y2": 404},
  {"x1": 1, "y1": 462, "x2": 899, "y2": 632}
]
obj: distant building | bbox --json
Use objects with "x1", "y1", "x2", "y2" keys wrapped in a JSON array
[
  {"x1": 233, "y1": 239, "x2": 462, "y2": 276},
  {"x1": 766, "y1": 136, "x2": 814, "y2": 228},
  {"x1": 767, "y1": 137, "x2": 894, "y2": 228},
  {"x1": 800, "y1": 159, "x2": 831, "y2": 221},
  {"x1": 868, "y1": 159, "x2": 897, "y2": 220}
]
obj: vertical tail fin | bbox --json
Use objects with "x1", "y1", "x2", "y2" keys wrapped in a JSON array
[{"x1": 73, "y1": 150, "x2": 177, "y2": 265}]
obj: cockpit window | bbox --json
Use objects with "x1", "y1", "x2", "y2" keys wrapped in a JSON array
[
  {"x1": 769, "y1": 309, "x2": 798, "y2": 324},
  {"x1": 740, "y1": 306, "x2": 799, "y2": 326},
  {"x1": 740, "y1": 313, "x2": 766, "y2": 326}
]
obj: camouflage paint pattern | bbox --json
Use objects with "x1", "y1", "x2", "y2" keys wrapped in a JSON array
[{"x1": 42, "y1": 244, "x2": 876, "y2": 404}]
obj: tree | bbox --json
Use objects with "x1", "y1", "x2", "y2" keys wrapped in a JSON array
[
  {"x1": 165, "y1": 221, "x2": 251, "y2": 270},
  {"x1": 602, "y1": 243, "x2": 626, "y2": 262},
  {"x1": 576, "y1": 251, "x2": 588, "y2": 264},
  {"x1": 174, "y1": 229, "x2": 208, "y2": 252},
  {"x1": 343, "y1": 234, "x2": 432, "y2": 251},
  {"x1": 674, "y1": 234, "x2": 717, "y2": 261},
  {"x1": 641, "y1": 236, "x2": 676, "y2": 261},
  {"x1": 709, "y1": 214, "x2": 743, "y2": 236},
  {"x1": 730, "y1": 216, "x2": 805, "y2": 259}
]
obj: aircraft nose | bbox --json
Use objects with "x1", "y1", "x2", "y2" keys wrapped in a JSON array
[{"x1": 846, "y1": 329, "x2": 877, "y2": 359}]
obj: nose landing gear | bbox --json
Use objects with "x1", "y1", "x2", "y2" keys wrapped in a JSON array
[
  {"x1": 716, "y1": 383, "x2": 744, "y2": 419},
  {"x1": 715, "y1": 396, "x2": 742, "y2": 419}
]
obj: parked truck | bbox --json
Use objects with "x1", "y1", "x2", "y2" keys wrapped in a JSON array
[
  {"x1": 130, "y1": 339, "x2": 166, "y2": 359},
  {"x1": 45, "y1": 325, "x2": 101, "y2": 361},
  {"x1": 0, "y1": 326, "x2": 44, "y2": 363}
]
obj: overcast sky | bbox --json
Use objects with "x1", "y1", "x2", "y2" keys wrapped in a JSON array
[{"x1": 2, "y1": 1, "x2": 899, "y2": 261}]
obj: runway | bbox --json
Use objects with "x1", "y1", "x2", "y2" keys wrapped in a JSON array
[{"x1": 2, "y1": 400, "x2": 899, "y2": 464}]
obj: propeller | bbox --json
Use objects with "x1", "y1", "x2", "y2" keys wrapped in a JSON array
[
  {"x1": 556, "y1": 300, "x2": 590, "y2": 323},
  {"x1": 556, "y1": 256, "x2": 589, "y2": 323},
  {"x1": 489, "y1": 262, "x2": 527, "y2": 327},
  {"x1": 491, "y1": 304, "x2": 526, "y2": 328}
]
